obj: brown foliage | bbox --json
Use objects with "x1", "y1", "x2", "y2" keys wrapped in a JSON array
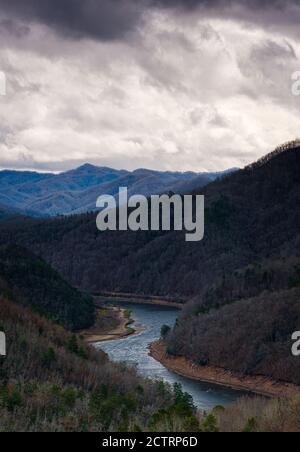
[{"x1": 167, "y1": 288, "x2": 300, "y2": 384}]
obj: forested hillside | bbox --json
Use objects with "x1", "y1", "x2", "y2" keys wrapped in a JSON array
[
  {"x1": 0, "y1": 145, "x2": 299, "y2": 307},
  {"x1": 0, "y1": 297, "x2": 199, "y2": 432},
  {"x1": 3, "y1": 296, "x2": 299, "y2": 432},
  {"x1": 0, "y1": 145, "x2": 299, "y2": 430},
  {"x1": 0, "y1": 145, "x2": 299, "y2": 387},
  {"x1": 0, "y1": 245, "x2": 95, "y2": 330},
  {"x1": 167, "y1": 287, "x2": 300, "y2": 385},
  {"x1": 0, "y1": 203, "x2": 26, "y2": 220}
]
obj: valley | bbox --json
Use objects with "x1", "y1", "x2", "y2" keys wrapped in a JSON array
[
  {"x1": 96, "y1": 302, "x2": 244, "y2": 411},
  {"x1": 1, "y1": 0, "x2": 300, "y2": 433},
  {"x1": 0, "y1": 143, "x2": 300, "y2": 431}
]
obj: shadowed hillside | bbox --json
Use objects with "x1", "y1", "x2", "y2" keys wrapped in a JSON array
[
  {"x1": 167, "y1": 287, "x2": 300, "y2": 385},
  {"x1": 0, "y1": 145, "x2": 299, "y2": 305},
  {"x1": 0, "y1": 204, "x2": 20, "y2": 220},
  {"x1": 0, "y1": 245, "x2": 95, "y2": 330},
  {"x1": 0, "y1": 297, "x2": 199, "y2": 432},
  {"x1": 0, "y1": 145, "x2": 299, "y2": 430},
  {"x1": 0, "y1": 144, "x2": 299, "y2": 386}
]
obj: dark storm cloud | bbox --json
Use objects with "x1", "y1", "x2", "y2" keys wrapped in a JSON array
[
  {"x1": 0, "y1": 0, "x2": 144, "y2": 41},
  {"x1": 154, "y1": 0, "x2": 300, "y2": 33},
  {"x1": 0, "y1": 0, "x2": 299, "y2": 41},
  {"x1": 1, "y1": 0, "x2": 300, "y2": 172},
  {"x1": 154, "y1": 0, "x2": 295, "y2": 9}
]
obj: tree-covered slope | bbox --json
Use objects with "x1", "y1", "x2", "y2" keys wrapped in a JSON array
[
  {"x1": 0, "y1": 145, "x2": 299, "y2": 306},
  {"x1": 0, "y1": 245, "x2": 95, "y2": 330},
  {"x1": 1, "y1": 296, "x2": 299, "y2": 432},
  {"x1": 0, "y1": 297, "x2": 199, "y2": 432},
  {"x1": 166, "y1": 287, "x2": 300, "y2": 385}
]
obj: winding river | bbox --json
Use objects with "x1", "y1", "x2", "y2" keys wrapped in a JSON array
[{"x1": 95, "y1": 303, "x2": 246, "y2": 411}]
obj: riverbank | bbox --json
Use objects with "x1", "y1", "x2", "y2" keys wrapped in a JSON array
[
  {"x1": 94, "y1": 292, "x2": 184, "y2": 309},
  {"x1": 149, "y1": 341, "x2": 300, "y2": 399},
  {"x1": 81, "y1": 307, "x2": 136, "y2": 343}
]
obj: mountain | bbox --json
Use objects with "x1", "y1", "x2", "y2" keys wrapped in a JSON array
[
  {"x1": 170, "y1": 168, "x2": 238, "y2": 195},
  {"x1": 167, "y1": 287, "x2": 300, "y2": 385},
  {"x1": 1, "y1": 166, "x2": 298, "y2": 433},
  {"x1": 0, "y1": 165, "x2": 123, "y2": 216},
  {"x1": 0, "y1": 244, "x2": 199, "y2": 432},
  {"x1": 0, "y1": 202, "x2": 40, "y2": 220},
  {"x1": 0, "y1": 164, "x2": 229, "y2": 216},
  {"x1": 0, "y1": 142, "x2": 299, "y2": 386},
  {"x1": 1, "y1": 143, "x2": 298, "y2": 301},
  {"x1": 0, "y1": 170, "x2": 52, "y2": 214},
  {"x1": 0, "y1": 296, "x2": 199, "y2": 432},
  {"x1": 0, "y1": 203, "x2": 21, "y2": 220},
  {"x1": 0, "y1": 169, "x2": 52, "y2": 188},
  {"x1": 1, "y1": 299, "x2": 298, "y2": 433},
  {"x1": 0, "y1": 245, "x2": 95, "y2": 330}
]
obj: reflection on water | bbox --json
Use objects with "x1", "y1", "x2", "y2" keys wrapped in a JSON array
[{"x1": 95, "y1": 303, "x2": 246, "y2": 411}]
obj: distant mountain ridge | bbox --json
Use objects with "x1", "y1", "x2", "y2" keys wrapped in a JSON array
[
  {"x1": 0, "y1": 143, "x2": 298, "y2": 300},
  {"x1": 0, "y1": 143, "x2": 299, "y2": 385},
  {"x1": 0, "y1": 164, "x2": 236, "y2": 217}
]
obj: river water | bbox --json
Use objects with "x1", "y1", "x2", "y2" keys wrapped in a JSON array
[{"x1": 95, "y1": 303, "x2": 246, "y2": 411}]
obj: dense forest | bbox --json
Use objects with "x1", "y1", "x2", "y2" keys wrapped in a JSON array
[
  {"x1": 166, "y1": 287, "x2": 300, "y2": 384},
  {"x1": 163, "y1": 145, "x2": 300, "y2": 385},
  {"x1": 0, "y1": 145, "x2": 299, "y2": 388},
  {"x1": 0, "y1": 296, "x2": 201, "y2": 432},
  {"x1": 0, "y1": 146, "x2": 299, "y2": 307},
  {"x1": 0, "y1": 245, "x2": 95, "y2": 330},
  {"x1": 1, "y1": 296, "x2": 299, "y2": 432},
  {"x1": 0, "y1": 247, "x2": 200, "y2": 432},
  {"x1": 0, "y1": 145, "x2": 300, "y2": 431}
]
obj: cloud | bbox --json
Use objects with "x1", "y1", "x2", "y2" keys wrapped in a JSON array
[
  {"x1": 0, "y1": 0, "x2": 144, "y2": 41},
  {"x1": 0, "y1": 2, "x2": 300, "y2": 173},
  {"x1": 1, "y1": 0, "x2": 300, "y2": 42}
]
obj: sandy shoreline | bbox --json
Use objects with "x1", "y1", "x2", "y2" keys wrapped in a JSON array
[
  {"x1": 81, "y1": 308, "x2": 136, "y2": 343},
  {"x1": 149, "y1": 341, "x2": 300, "y2": 399},
  {"x1": 94, "y1": 293, "x2": 183, "y2": 309}
]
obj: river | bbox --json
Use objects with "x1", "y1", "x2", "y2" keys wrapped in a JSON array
[{"x1": 95, "y1": 302, "x2": 246, "y2": 411}]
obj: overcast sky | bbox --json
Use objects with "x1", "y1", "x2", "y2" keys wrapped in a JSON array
[{"x1": 0, "y1": 0, "x2": 299, "y2": 173}]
